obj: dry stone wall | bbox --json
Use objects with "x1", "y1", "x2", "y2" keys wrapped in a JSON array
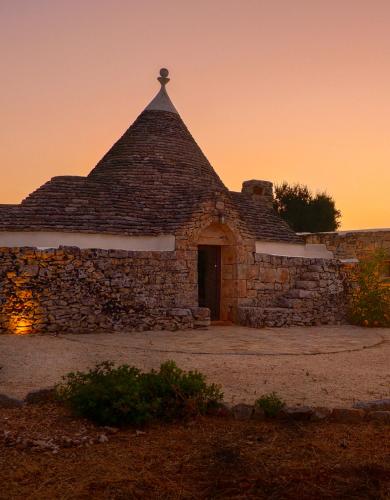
[
  {"x1": 238, "y1": 254, "x2": 347, "y2": 327},
  {"x1": 0, "y1": 246, "x2": 208, "y2": 335},
  {"x1": 0, "y1": 218, "x2": 349, "y2": 334},
  {"x1": 304, "y1": 230, "x2": 390, "y2": 260}
]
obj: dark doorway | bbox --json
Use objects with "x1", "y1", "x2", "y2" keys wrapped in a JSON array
[{"x1": 198, "y1": 245, "x2": 221, "y2": 321}]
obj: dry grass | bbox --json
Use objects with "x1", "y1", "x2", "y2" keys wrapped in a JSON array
[{"x1": 1, "y1": 403, "x2": 390, "y2": 499}]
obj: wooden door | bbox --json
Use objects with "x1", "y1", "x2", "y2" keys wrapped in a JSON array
[{"x1": 198, "y1": 245, "x2": 221, "y2": 321}]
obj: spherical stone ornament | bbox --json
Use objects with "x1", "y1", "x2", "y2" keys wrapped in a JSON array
[{"x1": 157, "y1": 68, "x2": 170, "y2": 87}]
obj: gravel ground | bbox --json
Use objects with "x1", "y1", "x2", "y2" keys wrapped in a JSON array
[
  {"x1": 2, "y1": 405, "x2": 390, "y2": 499},
  {"x1": 1, "y1": 325, "x2": 389, "y2": 407}
]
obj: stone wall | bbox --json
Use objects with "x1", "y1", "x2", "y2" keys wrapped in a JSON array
[
  {"x1": 0, "y1": 244, "x2": 347, "y2": 333},
  {"x1": 0, "y1": 213, "x2": 350, "y2": 334},
  {"x1": 0, "y1": 246, "x2": 209, "y2": 335},
  {"x1": 238, "y1": 254, "x2": 347, "y2": 327},
  {"x1": 304, "y1": 230, "x2": 390, "y2": 260}
]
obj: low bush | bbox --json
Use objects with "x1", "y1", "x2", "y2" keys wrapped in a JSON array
[
  {"x1": 348, "y1": 249, "x2": 390, "y2": 327},
  {"x1": 56, "y1": 360, "x2": 223, "y2": 426},
  {"x1": 255, "y1": 392, "x2": 285, "y2": 418}
]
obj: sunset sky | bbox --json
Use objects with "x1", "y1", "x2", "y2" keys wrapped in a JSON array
[{"x1": 1, "y1": 0, "x2": 389, "y2": 230}]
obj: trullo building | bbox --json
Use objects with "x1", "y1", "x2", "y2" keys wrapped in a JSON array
[{"x1": 0, "y1": 69, "x2": 346, "y2": 334}]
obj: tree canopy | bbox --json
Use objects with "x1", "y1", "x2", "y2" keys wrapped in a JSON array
[{"x1": 273, "y1": 182, "x2": 341, "y2": 233}]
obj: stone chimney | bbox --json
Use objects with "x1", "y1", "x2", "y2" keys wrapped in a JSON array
[{"x1": 241, "y1": 180, "x2": 274, "y2": 207}]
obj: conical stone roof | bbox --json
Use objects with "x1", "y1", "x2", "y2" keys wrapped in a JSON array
[
  {"x1": 88, "y1": 73, "x2": 226, "y2": 194},
  {"x1": 0, "y1": 68, "x2": 301, "y2": 243}
]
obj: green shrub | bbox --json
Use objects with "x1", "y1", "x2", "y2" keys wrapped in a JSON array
[
  {"x1": 56, "y1": 360, "x2": 223, "y2": 426},
  {"x1": 255, "y1": 392, "x2": 285, "y2": 418},
  {"x1": 348, "y1": 249, "x2": 390, "y2": 327}
]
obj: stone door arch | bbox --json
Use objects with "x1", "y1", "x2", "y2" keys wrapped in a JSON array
[{"x1": 196, "y1": 222, "x2": 241, "y2": 322}]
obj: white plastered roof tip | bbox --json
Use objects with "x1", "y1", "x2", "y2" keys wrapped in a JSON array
[
  {"x1": 144, "y1": 85, "x2": 179, "y2": 114},
  {"x1": 144, "y1": 68, "x2": 179, "y2": 114}
]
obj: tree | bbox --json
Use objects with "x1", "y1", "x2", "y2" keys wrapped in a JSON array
[{"x1": 274, "y1": 182, "x2": 341, "y2": 232}]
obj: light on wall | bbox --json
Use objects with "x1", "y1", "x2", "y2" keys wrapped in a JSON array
[
  {"x1": 9, "y1": 316, "x2": 33, "y2": 335},
  {"x1": 6, "y1": 289, "x2": 40, "y2": 335},
  {"x1": 218, "y1": 212, "x2": 226, "y2": 225}
]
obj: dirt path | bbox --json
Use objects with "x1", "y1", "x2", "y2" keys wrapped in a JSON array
[{"x1": 1, "y1": 325, "x2": 389, "y2": 407}]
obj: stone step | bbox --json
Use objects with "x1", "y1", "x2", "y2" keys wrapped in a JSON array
[
  {"x1": 237, "y1": 306, "x2": 316, "y2": 328},
  {"x1": 284, "y1": 288, "x2": 318, "y2": 299},
  {"x1": 210, "y1": 320, "x2": 233, "y2": 326},
  {"x1": 277, "y1": 297, "x2": 315, "y2": 310}
]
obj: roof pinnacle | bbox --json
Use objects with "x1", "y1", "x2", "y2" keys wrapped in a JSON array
[
  {"x1": 158, "y1": 68, "x2": 170, "y2": 86},
  {"x1": 144, "y1": 67, "x2": 178, "y2": 114}
]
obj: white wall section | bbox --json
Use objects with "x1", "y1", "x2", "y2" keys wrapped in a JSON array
[
  {"x1": 0, "y1": 232, "x2": 175, "y2": 251},
  {"x1": 255, "y1": 241, "x2": 333, "y2": 259}
]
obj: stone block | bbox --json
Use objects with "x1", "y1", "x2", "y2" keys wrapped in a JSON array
[
  {"x1": 353, "y1": 399, "x2": 390, "y2": 412},
  {"x1": 301, "y1": 272, "x2": 320, "y2": 280},
  {"x1": 260, "y1": 268, "x2": 277, "y2": 283},
  {"x1": 193, "y1": 319, "x2": 210, "y2": 329},
  {"x1": 222, "y1": 264, "x2": 234, "y2": 280},
  {"x1": 170, "y1": 308, "x2": 191, "y2": 317},
  {"x1": 331, "y1": 408, "x2": 365, "y2": 423},
  {"x1": 281, "y1": 406, "x2": 314, "y2": 421},
  {"x1": 0, "y1": 394, "x2": 24, "y2": 408},
  {"x1": 20, "y1": 265, "x2": 39, "y2": 277},
  {"x1": 190, "y1": 307, "x2": 210, "y2": 320},
  {"x1": 222, "y1": 280, "x2": 237, "y2": 298},
  {"x1": 254, "y1": 282, "x2": 274, "y2": 290},
  {"x1": 237, "y1": 264, "x2": 247, "y2": 279},
  {"x1": 295, "y1": 280, "x2": 318, "y2": 290},
  {"x1": 238, "y1": 280, "x2": 247, "y2": 298},
  {"x1": 247, "y1": 265, "x2": 259, "y2": 279},
  {"x1": 287, "y1": 289, "x2": 315, "y2": 299},
  {"x1": 276, "y1": 268, "x2": 290, "y2": 284},
  {"x1": 222, "y1": 246, "x2": 236, "y2": 264},
  {"x1": 255, "y1": 253, "x2": 270, "y2": 263},
  {"x1": 308, "y1": 265, "x2": 323, "y2": 272}
]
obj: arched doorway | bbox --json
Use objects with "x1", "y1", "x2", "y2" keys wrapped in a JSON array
[{"x1": 196, "y1": 222, "x2": 239, "y2": 322}]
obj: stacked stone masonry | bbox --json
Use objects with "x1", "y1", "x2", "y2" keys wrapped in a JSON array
[
  {"x1": 239, "y1": 254, "x2": 347, "y2": 328},
  {"x1": 304, "y1": 230, "x2": 390, "y2": 260},
  {"x1": 0, "y1": 243, "x2": 348, "y2": 334},
  {"x1": 0, "y1": 246, "x2": 209, "y2": 335}
]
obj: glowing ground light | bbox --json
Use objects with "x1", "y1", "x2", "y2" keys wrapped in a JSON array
[{"x1": 9, "y1": 317, "x2": 33, "y2": 335}]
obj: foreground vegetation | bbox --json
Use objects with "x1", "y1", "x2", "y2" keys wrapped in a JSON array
[
  {"x1": 349, "y1": 249, "x2": 390, "y2": 327},
  {"x1": 2, "y1": 363, "x2": 389, "y2": 498},
  {"x1": 56, "y1": 360, "x2": 223, "y2": 426}
]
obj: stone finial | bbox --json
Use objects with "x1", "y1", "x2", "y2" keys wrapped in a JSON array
[
  {"x1": 144, "y1": 68, "x2": 178, "y2": 114},
  {"x1": 158, "y1": 68, "x2": 170, "y2": 87}
]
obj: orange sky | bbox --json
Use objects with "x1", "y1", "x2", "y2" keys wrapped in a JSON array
[{"x1": 1, "y1": 0, "x2": 389, "y2": 230}]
